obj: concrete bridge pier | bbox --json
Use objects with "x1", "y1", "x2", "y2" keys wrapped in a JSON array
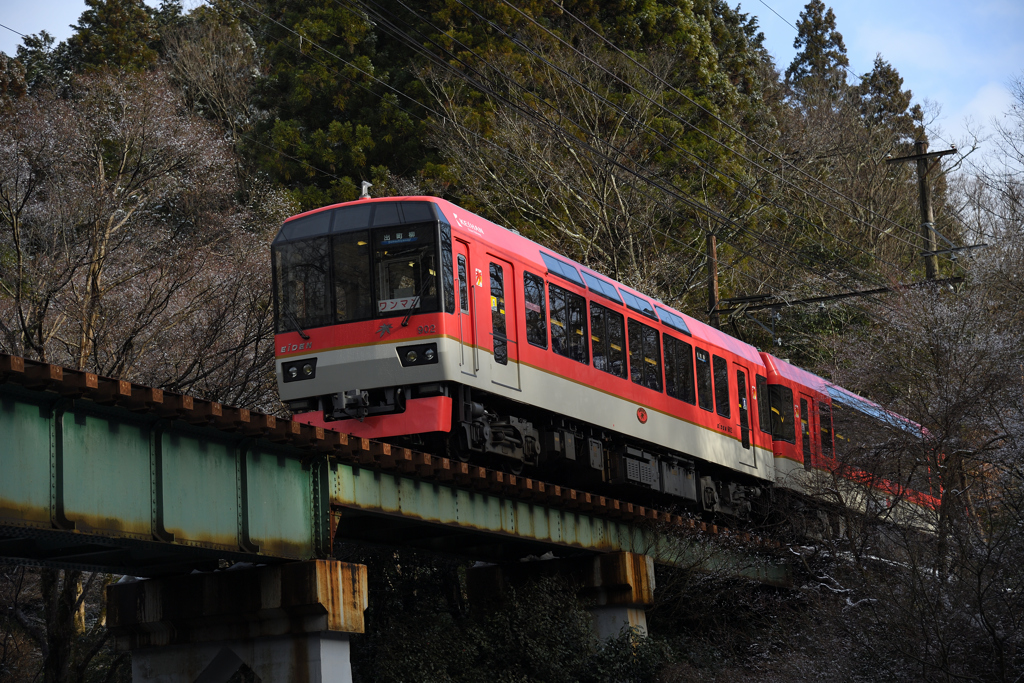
[
  {"x1": 106, "y1": 560, "x2": 367, "y2": 683},
  {"x1": 583, "y1": 552, "x2": 656, "y2": 640},
  {"x1": 468, "y1": 551, "x2": 655, "y2": 641}
]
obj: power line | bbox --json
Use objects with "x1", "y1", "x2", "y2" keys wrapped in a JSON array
[
  {"x1": 227, "y1": 0, "x2": 762, "y2": 282},
  {"x1": 753, "y1": 0, "x2": 960, "y2": 152},
  {"x1": 345, "y1": 0, "x2": 905, "y2": 322},
  {"x1": 357, "y1": 0, "x2": 904, "y2": 299},
  {"x1": 0, "y1": 23, "x2": 26, "y2": 40},
  {"x1": 550, "y1": 0, "x2": 940, "y2": 248},
  {"x1": 240, "y1": 0, "x2": 843, "y2": 339},
  {"x1": 228, "y1": 0, "x2": 905, "y2": 339},
  {"x1": 488, "y1": 0, "x2": 921, "y2": 268}
]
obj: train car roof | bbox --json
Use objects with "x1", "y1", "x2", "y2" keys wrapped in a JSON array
[
  {"x1": 429, "y1": 198, "x2": 767, "y2": 369},
  {"x1": 761, "y1": 353, "x2": 831, "y2": 393},
  {"x1": 762, "y1": 353, "x2": 922, "y2": 436}
]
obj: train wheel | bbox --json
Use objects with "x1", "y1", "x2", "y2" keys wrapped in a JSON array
[{"x1": 439, "y1": 431, "x2": 471, "y2": 463}]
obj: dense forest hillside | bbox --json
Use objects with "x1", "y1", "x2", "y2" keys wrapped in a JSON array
[{"x1": 1, "y1": 0, "x2": 1023, "y2": 681}]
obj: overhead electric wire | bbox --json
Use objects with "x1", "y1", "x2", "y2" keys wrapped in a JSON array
[
  {"x1": 502, "y1": 0, "x2": 924, "y2": 260},
  {"x1": 227, "y1": 0, "x2": 903, "y2": 337},
  {"x1": 231, "y1": 0, "x2": 835, "y2": 338},
  {"x1": 0, "y1": 23, "x2": 26, "y2": 42},
  {"x1": 346, "y1": 0, "x2": 905, "y2": 319},
  {"x1": 231, "y1": 0, "x2": 890, "y2": 346},
  {"x1": 326, "y1": 0, "x2": 796, "y2": 290},
  {"x1": 753, "y1": 0, "x2": 962, "y2": 157},
  {"x1": 224, "y1": 0, "x2": 765, "y2": 291},
  {"x1": 446, "y1": 0, "x2": 914, "y2": 279},
  {"x1": 343, "y1": 0, "x2": 908, "y2": 326},
  {"x1": 546, "y1": 0, "x2": 946, "y2": 248}
]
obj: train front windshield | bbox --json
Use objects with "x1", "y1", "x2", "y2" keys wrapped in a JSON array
[{"x1": 272, "y1": 202, "x2": 442, "y2": 334}]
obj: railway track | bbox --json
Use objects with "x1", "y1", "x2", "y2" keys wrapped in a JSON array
[{"x1": 0, "y1": 352, "x2": 772, "y2": 547}]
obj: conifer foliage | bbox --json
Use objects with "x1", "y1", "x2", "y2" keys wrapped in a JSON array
[
  {"x1": 784, "y1": 0, "x2": 849, "y2": 91},
  {"x1": 0, "y1": 0, "x2": 1020, "y2": 681},
  {"x1": 67, "y1": 0, "x2": 159, "y2": 72}
]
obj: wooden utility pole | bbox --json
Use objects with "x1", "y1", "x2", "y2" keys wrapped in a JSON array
[
  {"x1": 915, "y1": 140, "x2": 939, "y2": 279},
  {"x1": 707, "y1": 230, "x2": 720, "y2": 329},
  {"x1": 887, "y1": 141, "x2": 957, "y2": 280}
]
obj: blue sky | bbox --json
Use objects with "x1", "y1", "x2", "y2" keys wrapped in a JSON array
[
  {"x1": 1, "y1": 0, "x2": 1021, "y2": 154},
  {"x1": 755, "y1": 0, "x2": 1024, "y2": 152}
]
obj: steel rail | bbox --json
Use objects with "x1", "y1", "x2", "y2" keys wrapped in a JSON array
[{"x1": 0, "y1": 353, "x2": 790, "y2": 585}]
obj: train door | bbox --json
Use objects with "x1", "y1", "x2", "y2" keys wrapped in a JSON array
[
  {"x1": 454, "y1": 240, "x2": 477, "y2": 377},
  {"x1": 486, "y1": 256, "x2": 521, "y2": 391},
  {"x1": 799, "y1": 394, "x2": 816, "y2": 470},
  {"x1": 734, "y1": 364, "x2": 755, "y2": 467}
]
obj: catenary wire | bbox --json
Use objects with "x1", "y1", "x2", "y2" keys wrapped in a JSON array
[
  {"x1": 0, "y1": 23, "x2": 26, "y2": 40},
  {"x1": 342, "y1": 0, "x2": 909, "y2": 324},
  {"x1": 547, "y1": 0, "x2": 955, "y2": 245},
  {"x1": 504, "y1": 0, "x2": 926, "y2": 258},
  {"x1": 347, "y1": 0, "x2": 907, "y2": 312},
  {"x1": 227, "y1": 0, "x2": 903, "y2": 334},
  {"x1": 224, "y1": 0, "x2": 770, "y2": 291},
  {"x1": 444, "y1": 0, "x2": 916, "y2": 277},
  {"x1": 753, "y1": 0, "x2": 961, "y2": 152}
]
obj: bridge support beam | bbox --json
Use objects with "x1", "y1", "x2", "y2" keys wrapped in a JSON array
[
  {"x1": 467, "y1": 551, "x2": 655, "y2": 641},
  {"x1": 584, "y1": 552, "x2": 656, "y2": 639},
  {"x1": 106, "y1": 560, "x2": 367, "y2": 683}
]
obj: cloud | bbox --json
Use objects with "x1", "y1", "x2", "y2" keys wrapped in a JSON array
[{"x1": 957, "y1": 83, "x2": 1014, "y2": 128}]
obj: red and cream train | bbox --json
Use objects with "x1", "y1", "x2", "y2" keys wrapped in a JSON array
[{"x1": 272, "y1": 196, "x2": 936, "y2": 518}]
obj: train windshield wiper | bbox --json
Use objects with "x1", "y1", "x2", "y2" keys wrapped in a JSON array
[
  {"x1": 401, "y1": 274, "x2": 435, "y2": 327},
  {"x1": 285, "y1": 309, "x2": 311, "y2": 340}
]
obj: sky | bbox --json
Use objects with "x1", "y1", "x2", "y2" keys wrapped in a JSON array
[{"x1": 0, "y1": 0, "x2": 1022, "y2": 156}]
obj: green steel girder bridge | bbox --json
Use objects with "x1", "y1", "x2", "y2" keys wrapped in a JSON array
[{"x1": 0, "y1": 353, "x2": 789, "y2": 585}]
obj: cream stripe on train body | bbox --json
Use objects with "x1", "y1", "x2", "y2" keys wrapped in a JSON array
[{"x1": 278, "y1": 335, "x2": 776, "y2": 484}]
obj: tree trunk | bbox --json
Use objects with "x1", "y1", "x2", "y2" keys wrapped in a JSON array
[{"x1": 40, "y1": 568, "x2": 82, "y2": 683}]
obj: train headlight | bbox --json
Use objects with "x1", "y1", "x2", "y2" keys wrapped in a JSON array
[
  {"x1": 282, "y1": 358, "x2": 317, "y2": 383},
  {"x1": 398, "y1": 343, "x2": 439, "y2": 367}
]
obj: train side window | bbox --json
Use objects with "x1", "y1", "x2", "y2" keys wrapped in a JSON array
[
  {"x1": 275, "y1": 237, "x2": 333, "y2": 332},
  {"x1": 457, "y1": 255, "x2": 469, "y2": 313},
  {"x1": 489, "y1": 263, "x2": 507, "y2": 365},
  {"x1": 590, "y1": 302, "x2": 626, "y2": 378},
  {"x1": 549, "y1": 284, "x2": 589, "y2": 364},
  {"x1": 524, "y1": 272, "x2": 547, "y2": 349},
  {"x1": 819, "y1": 401, "x2": 834, "y2": 458},
  {"x1": 769, "y1": 385, "x2": 795, "y2": 443},
  {"x1": 712, "y1": 355, "x2": 730, "y2": 418},
  {"x1": 800, "y1": 398, "x2": 812, "y2": 469},
  {"x1": 628, "y1": 319, "x2": 663, "y2": 392},
  {"x1": 756, "y1": 375, "x2": 771, "y2": 434},
  {"x1": 441, "y1": 223, "x2": 455, "y2": 314},
  {"x1": 695, "y1": 348, "x2": 713, "y2": 412},
  {"x1": 664, "y1": 335, "x2": 696, "y2": 404}
]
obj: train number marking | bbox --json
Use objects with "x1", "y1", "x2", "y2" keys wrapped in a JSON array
[
  {"x1": 417, "y1": 324, "x2": 436, "y2": 335},
  {"x1": 717, "y1": 423, "x2": 734, "y2": 434}
]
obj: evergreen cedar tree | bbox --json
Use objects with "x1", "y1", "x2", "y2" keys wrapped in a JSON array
[
  {"x1": 67, "y1": 0, "x2": 159, "y2": 72},
  {"x1": 3, "y1": 0, "x2": 1013, "y2": 681},
  {"x1": 784, "y1": 0, "x2": 849, "y2": 90},
  {"x1": 248, "y1": 0, "x2": 773, "y2": 211}
]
